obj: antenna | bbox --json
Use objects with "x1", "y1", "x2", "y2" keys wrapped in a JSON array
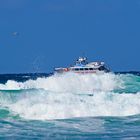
[{"x1": 82, "y1": 52, "x2": 87, "y2": 62}]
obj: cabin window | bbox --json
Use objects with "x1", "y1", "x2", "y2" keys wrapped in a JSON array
[
  {"x1": 98, "y1": 66, "x2": 105, "y2": 71},
  {"x1": 79, "y1": 68, "x2": 84, "y2": 71},
  {"x1": 85, "y1": 68, "x2": 89, "y2": 71},
  {"x1": 89, "y1": 68, "x2": 94, "y2": 70},
  {"x1": 75, "y1": 68, "x2": 79, "y2": 71}
]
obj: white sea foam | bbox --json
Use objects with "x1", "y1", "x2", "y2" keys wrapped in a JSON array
[
  {"x1": 8, "y1": 91, "x2": 140, "y2": 120},
  {"x1": 0, "y1": 72, "x2": 123, "y2": 92},
  {"x1": 1, "y1": 73, "x2": 140, "y2": 120}
]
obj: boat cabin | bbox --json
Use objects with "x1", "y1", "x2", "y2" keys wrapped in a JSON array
[{"x1": 55, "y1": 57, "x2": 110, "y2": 74}]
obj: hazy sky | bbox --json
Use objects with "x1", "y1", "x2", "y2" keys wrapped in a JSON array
[{"x1": 0, "y1": 0, "x2": 140, "y2": 73}]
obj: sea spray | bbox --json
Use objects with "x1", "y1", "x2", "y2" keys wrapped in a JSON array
[
  {"x1": 0, "y1": 73, "x2": 140, "y2": 120},
  {"x1": 4, "y1": 90, "x2": 140, "y2": 120},
  {"x1": 0, "y1": 72, "x2": 122, "y2": 92}
]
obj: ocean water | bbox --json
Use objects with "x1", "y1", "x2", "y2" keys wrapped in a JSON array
[{"x1": 0, "y1": 72, "x2": 140, "y2": 139}]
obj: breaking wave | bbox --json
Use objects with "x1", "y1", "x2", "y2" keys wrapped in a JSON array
[
  {"x1": 0, "y1": 72, "x2": 140, "y2": 120},
  {"x1": 0, "y1": 73, "x2": 122, "y2": 92}
]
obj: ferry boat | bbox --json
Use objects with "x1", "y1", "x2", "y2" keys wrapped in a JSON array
[{"x1": 55, "y1": 57, "x2": 110, "y2": 74}]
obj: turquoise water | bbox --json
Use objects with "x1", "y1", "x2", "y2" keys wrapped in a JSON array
[{"x1": 0, "y1": 72, "x2": 140, "y2": 139}]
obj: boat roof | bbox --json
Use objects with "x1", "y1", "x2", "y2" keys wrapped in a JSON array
[
  {"x1": 55, "y1": 57, "x2": 107, "y2": 70},
  {"x1": 70, "y1": 61, "x2": 105, "y2": 69}
]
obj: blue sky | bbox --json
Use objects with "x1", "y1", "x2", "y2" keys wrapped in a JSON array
[{"x1": 0, "y1": 0, "x2": 140, "y2": 73}]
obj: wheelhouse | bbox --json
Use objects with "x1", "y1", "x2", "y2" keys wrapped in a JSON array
[{"x1": 54, "y1": 57, "x2": 110, "y2": 74}]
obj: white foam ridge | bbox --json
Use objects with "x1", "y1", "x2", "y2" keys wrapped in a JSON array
[
  {"x1": 7, "y1": 91, "x2": 140, "y2": 120},
  {"x1": 0, "y1": 72, "x2": 122, "y2": 92},
  {"x1": 0, "y1": 72, "x2": 140, "y2": 120}
]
